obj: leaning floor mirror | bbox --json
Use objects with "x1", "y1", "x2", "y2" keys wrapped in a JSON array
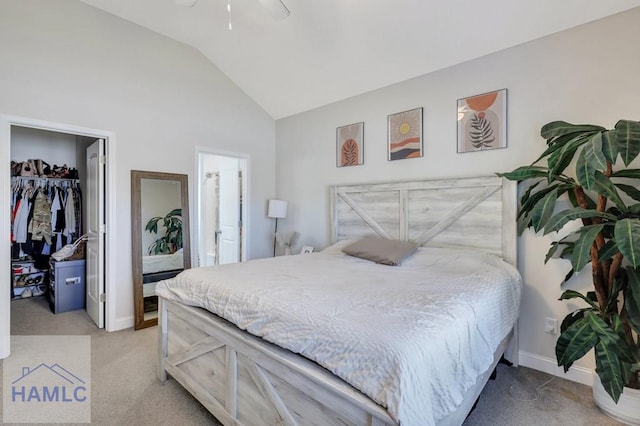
[{"x1": 131, "y1": 170, "x2": 191, "y2": 330}]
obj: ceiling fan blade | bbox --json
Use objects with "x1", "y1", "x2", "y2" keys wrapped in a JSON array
[
  {"x1": 175, "y1": 0, "x2": 199, "y2": 7},
  {"x1": 258, "y1": 0, "x2": 290, "y2": 21}
]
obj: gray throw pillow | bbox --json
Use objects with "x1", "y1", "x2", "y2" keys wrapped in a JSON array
[{"x1": 342, "y1": 237, "x2": 418, "y2": 266}]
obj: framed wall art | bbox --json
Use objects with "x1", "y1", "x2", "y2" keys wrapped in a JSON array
[
  {"x1": 387, "y1": 107, "x2": 423, "y2": 161},
  {"x1": 336, "y1": 122, "x2": 364, "y2": 167},
  {"x1": 457, "y1": 89, "x2": 507, "y2": 153}
]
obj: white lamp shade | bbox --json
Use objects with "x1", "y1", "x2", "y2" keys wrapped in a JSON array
[{"x1": 267, "y1": 199, "x2": 288, "y2": 219}]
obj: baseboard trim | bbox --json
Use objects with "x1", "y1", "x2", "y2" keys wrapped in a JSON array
[
  {"x1": 110, "y1": 315, "x2": 134, "y2": 332},
  {"x1": 518, "y1": 351, "x2": 593, "y2": 386}
]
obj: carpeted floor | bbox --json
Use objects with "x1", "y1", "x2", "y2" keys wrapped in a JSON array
[{"x1": 1, "y1": 296, "x2": 622, "y2": 425}]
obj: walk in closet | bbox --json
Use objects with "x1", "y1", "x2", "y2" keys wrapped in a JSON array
[{"x1": 9, "y1": 127, "x2": 95, "y2": 315}]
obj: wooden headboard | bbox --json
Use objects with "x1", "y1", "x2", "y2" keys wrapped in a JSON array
[{"x1": 330, "y1": 175, "x2": 517, "y2": 266}]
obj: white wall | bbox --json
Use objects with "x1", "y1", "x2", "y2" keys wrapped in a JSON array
[
  {"x1": 275, "y1": 8, "x2": 640, "y2": 381},
  {"x1": 0, "y1": 0, "x2": 276, "y2": 336},
  {"x1": 11, "y1": 127, "x2": 77, "y2": 168}
]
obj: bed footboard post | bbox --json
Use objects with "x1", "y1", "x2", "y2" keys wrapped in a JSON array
[{"x1": 158, "y1": 297, "x2": 168, "y2": 382}]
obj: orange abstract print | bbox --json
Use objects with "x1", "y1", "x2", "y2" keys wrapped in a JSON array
[{"x1": 388, "y1": 108, "x2": 422, "y2": 161}]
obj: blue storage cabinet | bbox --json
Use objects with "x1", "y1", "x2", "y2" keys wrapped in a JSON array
[{"x1": 49, "y1": 259, "x2": 86, "y2": 314}]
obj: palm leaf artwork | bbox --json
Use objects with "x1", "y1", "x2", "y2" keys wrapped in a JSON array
[
  {"x1": 498, "y1": 119, "x2": 640, "y2": 403},
  {"x1": 341, "y1": 139, "x2": 359, "y2": 166},
  {"x1": 469, "y1": 112, "x2": 496, "y2": 149}
]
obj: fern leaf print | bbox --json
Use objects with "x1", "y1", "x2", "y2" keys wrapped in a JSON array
[
  {"x1": 337, "y1": 122, "x2": 363, "y2": 167},
  {"x1": 341, "y1": 139, "x2": 359, "y2": 166},
  {"x1": 458, "y1": 89, "x2": 506, "y2": 152},
  {"x1": 469, "y1": 112, "x2": 495, "y2": 149}
]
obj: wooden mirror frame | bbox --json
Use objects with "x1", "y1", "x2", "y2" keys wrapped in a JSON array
[{"x1": 131, "y1": 170, "x2": 190, "y2": 330}]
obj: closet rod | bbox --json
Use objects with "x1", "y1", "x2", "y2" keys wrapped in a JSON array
[{"x1": 11, "y1": 176, "x2": 80, "y2": 183}]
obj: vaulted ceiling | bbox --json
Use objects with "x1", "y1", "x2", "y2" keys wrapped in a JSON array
[{"x1": 80, "y1": 0, "x2": 640, "y2": 119}]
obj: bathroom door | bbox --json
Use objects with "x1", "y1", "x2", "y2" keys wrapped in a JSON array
[{"x1": 218, "y1": 164, "x2": 240, "y2": 265}]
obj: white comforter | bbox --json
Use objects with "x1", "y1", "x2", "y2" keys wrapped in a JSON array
[
  {"x1": 142, "y1": 249, "x2": 184, "y2": 274},
  {"x1": 156, "y1": 246, "x2": 522, "y2": 426}
]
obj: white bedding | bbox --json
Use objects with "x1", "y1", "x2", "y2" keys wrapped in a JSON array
[
  {"x1": 142, "y1": 249, "x2": 183, "y2": 274},
  {"x1": 155, "y1": 246, "x2": 521, "y2": 426}
]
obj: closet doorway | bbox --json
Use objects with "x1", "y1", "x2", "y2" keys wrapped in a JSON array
[
  {"x1": 197, "y1": 150, "x2": 248, "y2": 267},
  {"x1": 0, "y1": 115, "x2": 115, "y2": 359}
]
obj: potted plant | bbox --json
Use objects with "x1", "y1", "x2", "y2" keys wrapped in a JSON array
[
  {"x1": 498, "y1": 119, "x2": 640, "y2": 418},
  {"x1": 145, "y1": 208, "x2": 183, "y2": 255}
]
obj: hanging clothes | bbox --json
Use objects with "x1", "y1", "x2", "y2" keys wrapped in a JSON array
[
  {"x1": 63, "y1": 187, "x2": 76, "y2": 240},
  {"x1": 10, "y1": 176, "x2": 83, "y2": 259},
  {"x1": 13, "y1": 185, "x2": 33, "y2": 244},
  {"x1": 29, "y1": 189, "x2": 53, "y2": 245}
]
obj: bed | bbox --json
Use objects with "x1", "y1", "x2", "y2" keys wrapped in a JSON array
[
  {"x1": 142, "y1": 249, "x2": 185, "y2": 298},
  {"x1": 156, "y1": 175, "x2": 520, "y2": 426}
]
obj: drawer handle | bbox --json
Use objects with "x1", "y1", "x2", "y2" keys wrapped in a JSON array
[{"x1": 65, "y1": 277, "x2": 81, "y2": 285}]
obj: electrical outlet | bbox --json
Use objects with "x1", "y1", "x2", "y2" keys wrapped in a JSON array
[{"x1": 545, "y1": 317, "x2": 558, "y2": 335}]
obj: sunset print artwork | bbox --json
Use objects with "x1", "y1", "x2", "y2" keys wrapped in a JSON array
[
  {"x1": 388, "y1": 107, "x2": 423, "y2": 161},
  {"x1": 457, "y1": 89, "x2": 507, "y2": 153},
  {"x1": 336, "y1": 122, "x2": 364, "y2": 167}
]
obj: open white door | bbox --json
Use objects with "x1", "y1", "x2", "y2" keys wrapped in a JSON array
[
  {"x1": 86, "y1": 139, "x2": 105, "y2": 328},
  {"x1": 218, "y1": 164, "x2": 240, "y2": 264}
]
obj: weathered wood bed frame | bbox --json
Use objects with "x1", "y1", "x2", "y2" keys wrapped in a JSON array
[{"x1": 158, "y1": 175, "x2": 518, "y2": 425}]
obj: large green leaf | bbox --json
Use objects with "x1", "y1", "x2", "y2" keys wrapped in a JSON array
[
  {"x1": 593, "y1": 171, "x2": 627, "y2": 211},
  {"x1": 531, "y1": 188, "x2": 558, "y2": 232},
  {"x1": 556, "y1": 316, "x2": 598, "y2": 371},
  {"x1": 548, "y1": 135, "x2": 590, "y2": 179},
  {"x1": 595, "y1": 342, "x2": 625, "y2": 403},
  {"x1": 586, "y1": 132, "x2": 607, "y2": 170},
  {"x1": 519, "y1": 183, "x2": 559, "y2": 219},
  {"x1": 145, "y1": 217, "x2": 160, "y2": 234},
  {"x1": 497, "y1": 166, "x2": 548, "y2": 181},
  {"x1": 601, "y1": 129, "x2": 618, "y2": 163},
  {"x1": 534, "y1": 131, "x2": 591, "y2": 165},
  {"x1": 575, "y1": 133, "x2": 607, "y2": 190},
  {"x1": 614, "y1": 219, "x2": 640, "y2": 267},
  {"x1": 541, "y1": 121, "x2": 605, "y2": 139},
  {"x1": 616, "y1": 184, "x2": 640, "y2": 203},
  {"x1": 544, "y1": 207, "x2": 616, "y2": 234},
  {"x1": 576, "y1": 147, "x2": 596, "y2": 189},
  {"x1": 587, "y1": 312, "x2": 619, "y2": 343},
  {"x1": 615, "y1": 120, "x2": 640, "y2": 166},
  {"x1": 560, "y1": 309, "x2": 588, "y2": 334},
  {"x1": 624, "y1": 267, "x2": 640, "y2": 334},
  {"x1": 572, "y1": 224, "x2": 604, "y2": 272},
  {"x1": 612, "y1": 169, "x2": 640, "y2": 179},
  {"x1": 559, "y1": 289, "x2": 599, "y2": 310}
]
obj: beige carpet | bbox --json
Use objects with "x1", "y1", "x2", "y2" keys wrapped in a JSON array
[{"x1": 1, "y1": 296, "x2": 622, "y2": 425}]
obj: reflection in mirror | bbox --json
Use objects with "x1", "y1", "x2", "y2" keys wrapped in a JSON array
[{"x1": 131, "y1": 170, "x2": 190, "y2": 330}]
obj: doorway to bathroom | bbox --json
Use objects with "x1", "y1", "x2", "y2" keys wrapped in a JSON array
[{"x1": 197, "y1": 150, "x2": 248, "y2": 267}]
